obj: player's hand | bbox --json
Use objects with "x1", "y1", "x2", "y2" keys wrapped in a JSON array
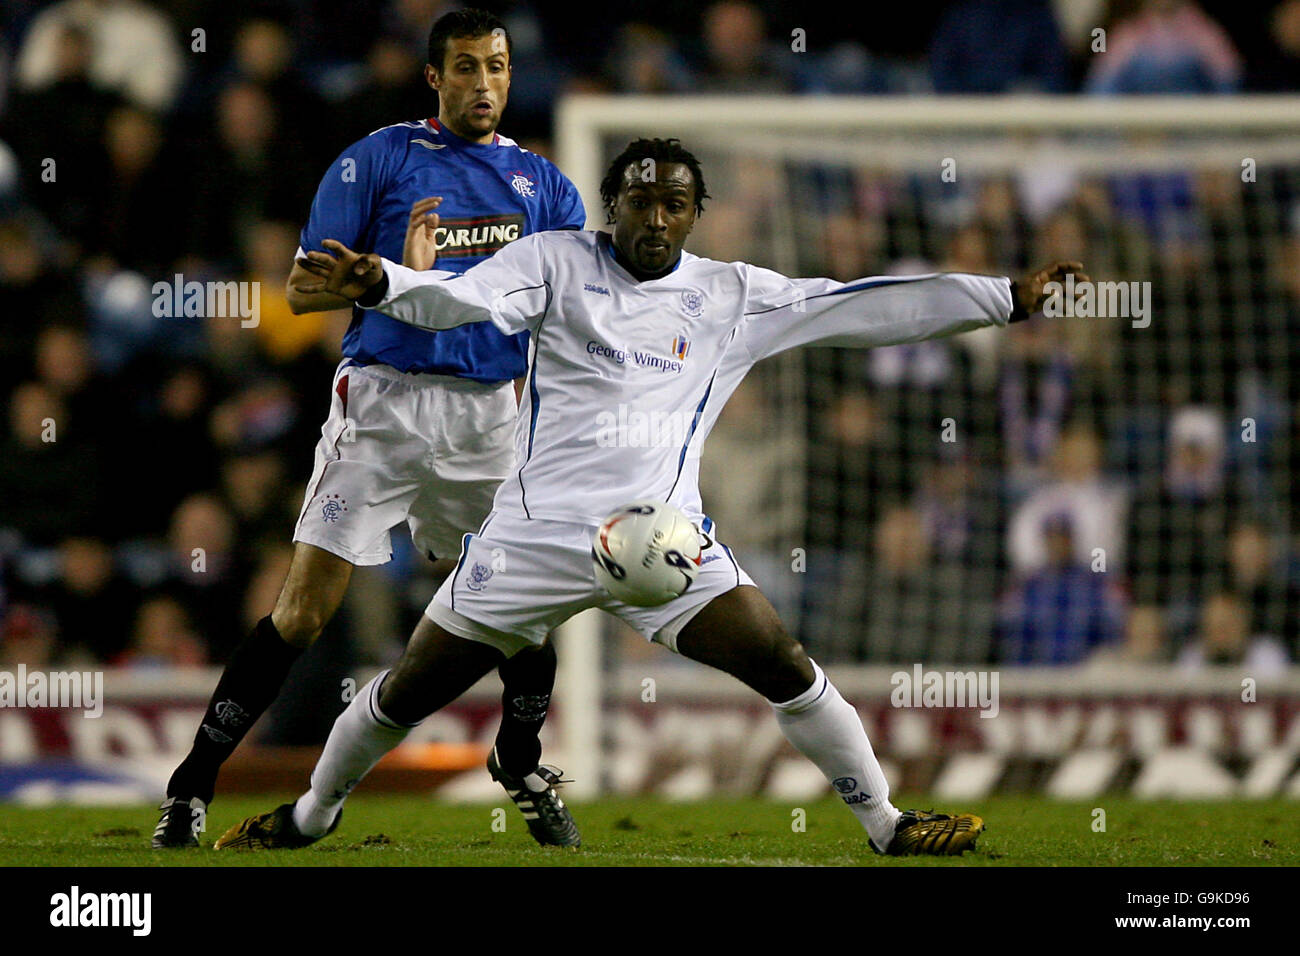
[
  {"x1": 1014, "y1": 261, "x2": 1089, "y2": 315},
  {"x1": 295, "y1": 240, "x2": 384, "y2": 300},
  {"x1": 403, "y1": 196, "x2": 442, "y2": 270}
]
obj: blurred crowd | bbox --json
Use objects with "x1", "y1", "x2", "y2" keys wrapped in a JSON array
[{"x1": 0, "y1": 0, "x2": 1298, "y2": 677}]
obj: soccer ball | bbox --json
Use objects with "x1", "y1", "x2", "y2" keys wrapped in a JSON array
[{"x1": 591, "y1": 500, "x2": 702, "y2": 606}]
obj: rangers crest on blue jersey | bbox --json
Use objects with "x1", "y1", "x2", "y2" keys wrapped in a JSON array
[{"x1": 510, "y1": 171, "x2": 536, "y2": 197}]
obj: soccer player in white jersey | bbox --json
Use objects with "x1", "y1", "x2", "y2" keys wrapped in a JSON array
[
  {"x1": 217, "y1": 138, "x2": 1087, "y2": 855},
  {"x1": 154, "y1": 9, "x2": 582, "y2": 850}
]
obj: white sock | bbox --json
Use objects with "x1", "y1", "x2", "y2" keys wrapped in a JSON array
[
  {"x1": 293, "y1": 671, "x2": 414, "y2": 837},
  {"x1": 771, "y1": 660, "x2": 902, "y2": 850}
]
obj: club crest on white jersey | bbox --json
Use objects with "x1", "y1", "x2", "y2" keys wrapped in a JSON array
[{"x1": 680, "y1": 289, "x2": 704, "y2": 317}]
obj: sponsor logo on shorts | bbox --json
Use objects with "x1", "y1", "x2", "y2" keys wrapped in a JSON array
[
  {"x1": 584, "y1": 282, "x2": 611, "y2": 296},
  {"x1": 321, "y1": 493, "x2": 348, "y2": 522},
  {"x1": 466, "y1": 562, "x2": 494, "y2": 591},
  {"x1": 700, "y1": 553, "x2": 722, "y2": 565}
]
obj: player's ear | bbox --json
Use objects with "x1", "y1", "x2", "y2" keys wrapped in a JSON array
[{"x1": 425, "y1": 63, "x2": 441, "y2": 91}]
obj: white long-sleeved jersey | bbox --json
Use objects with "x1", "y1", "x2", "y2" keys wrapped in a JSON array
[{"x1": 370, "y1": 230, "x2": 1013, "y2": 525}]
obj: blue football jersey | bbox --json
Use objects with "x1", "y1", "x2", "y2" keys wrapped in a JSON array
[{"x1": 299, "y1": 118, "x2": 585, "y2": 382}]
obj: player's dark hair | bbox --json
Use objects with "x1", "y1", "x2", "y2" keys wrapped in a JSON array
[
  {"x1": 427, "y1": 8, "x2": 512, "y2": 72},
  {"x1": 600, "y1": 138, "x2": 710, "y2": 223}
]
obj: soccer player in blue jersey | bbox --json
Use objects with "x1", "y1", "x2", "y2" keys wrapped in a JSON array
[{"x1": 153, "y1": 9, "x2": 584, "y2": 849}]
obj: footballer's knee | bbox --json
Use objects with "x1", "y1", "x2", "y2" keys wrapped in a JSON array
[
  {"x1": 379, "y1": 617, "x2": 503, "y2": 724},
  {"x1": 753, "y1": 631, "x2": 816, "y2": 703},
  {"x1": 725, "y1": 590, "x2": 814, "y2": 699},
  {"x1": 271, "y1": 571, "x2": 345, "y2": 646},
  {"x1": 272, "y1": 544, "x2": 354, "y2": 648},
  {"x1": 377, "y1": 653, "x2": 423, "y2": 723},
  {"x1": 677, "y1": 585, "x2": 813, "y2": 700},
  {"x1": 501, "y1": 638, "x2": 557, "y2": 674},
  {"x1": 270, "y1": 595, "x2": 331, "y2": 648}
]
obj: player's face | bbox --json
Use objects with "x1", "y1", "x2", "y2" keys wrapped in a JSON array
[
  {"x1": 426, "y1": 33, "x2": 511, "y2": 143},
  {"x1": 611, "y1": 162, "x2": 697, "y2": 276}
]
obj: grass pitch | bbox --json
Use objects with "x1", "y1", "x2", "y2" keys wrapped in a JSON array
[{"x1": 0, "y1": 794, "x2": 1293, "y2": 866}]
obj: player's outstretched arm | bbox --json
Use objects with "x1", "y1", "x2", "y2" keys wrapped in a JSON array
[
  {"x1": 739, "y1": 260, "x2": 1088, "y2": 361},
  {"x1": 296, "y1": 235, "x2": 551, "y2": 335}
]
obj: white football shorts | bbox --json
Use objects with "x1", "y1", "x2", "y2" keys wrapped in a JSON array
[
  {"x1": 292, "y1": 360, "x2": 516, "y2": 565},
  {"x1": 426, "y1": 509, "x2": 756, "y2": 656}
]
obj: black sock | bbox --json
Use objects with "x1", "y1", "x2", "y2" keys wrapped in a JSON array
[
  {"x1": 494, "y1": 640, "x2": 557, "y2": 777},
  {"x1": 166, "y1": 615, "x2": 303, "y2": 803}
]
